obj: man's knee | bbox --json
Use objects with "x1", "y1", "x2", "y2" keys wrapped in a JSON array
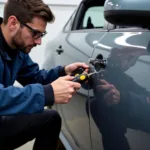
[{"x1": 43, "y1": 109, "x2": 61, "y2": 127}]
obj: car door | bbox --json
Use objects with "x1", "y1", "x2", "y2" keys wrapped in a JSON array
[
  {"x1": 52, "y1": 0, "x2": 108, "y2": 149},
  {"x1": 89, "y1": 26, "x2": 150, "y2": 150}
]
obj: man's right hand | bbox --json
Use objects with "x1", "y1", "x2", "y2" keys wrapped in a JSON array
[{"x1": 51, "y1": 76, "x2": 81, "y2": 104}]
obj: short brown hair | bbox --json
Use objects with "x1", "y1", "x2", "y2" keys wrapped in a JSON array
[{"x1": 3, "y1": 0, "x2": 55, "y2": 24}]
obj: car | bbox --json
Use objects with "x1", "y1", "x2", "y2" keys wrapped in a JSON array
[{"x1": 42, "y1": 0, "x2": 150, "y2": 149}]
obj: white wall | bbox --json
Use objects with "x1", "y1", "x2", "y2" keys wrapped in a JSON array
[{"x1": 0, "y1": 1, "x2": 81, "y2": 68}]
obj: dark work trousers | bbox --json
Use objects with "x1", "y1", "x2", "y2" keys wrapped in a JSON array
[{"x1": 0, "y1": 109, "x2": 61, "y2": 150}]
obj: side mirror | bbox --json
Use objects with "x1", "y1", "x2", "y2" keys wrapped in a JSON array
[{"x1": 104, "y1": 0, "x2": 150, "y2": 29}]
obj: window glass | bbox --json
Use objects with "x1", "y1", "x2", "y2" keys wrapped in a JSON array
[{"x1": 82, "y1": 6, "x2": 104, "y2": 29}]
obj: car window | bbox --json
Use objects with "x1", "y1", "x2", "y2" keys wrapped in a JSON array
[
  {"x1": 82, "y1": 6, "x2": 104, "y2": 29},
  {"x1": 72, "y1": 1, "x2": 105, "y2": 31}
]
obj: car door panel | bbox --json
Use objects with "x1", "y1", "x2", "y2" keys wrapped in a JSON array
[
  {"x1": 53, "y1": 31, "x2": 106, "y2": 150},
  {"x1": 42, "y1": 0, "x2": 106, "y2": 149},
  {"x1": 90, "y1": 30, "x2": 150, "y2": 150}
]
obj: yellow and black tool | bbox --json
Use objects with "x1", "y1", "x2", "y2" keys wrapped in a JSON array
[
  {"x1": 72, "y1": 72, "x2": 95, "y2": 83},
  {"x1": 72, "y1": 74, "x2": 88, "y2": 83},
  {"x1": 71, "y1": 67, "x2": 96, "y2": 83},
  {"x1": 71, "y1": 67, "x2": 85, "y2": 77}
]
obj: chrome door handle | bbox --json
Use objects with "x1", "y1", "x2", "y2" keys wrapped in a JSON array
[{"x1": 89, "y1": 54, "x2": 106, "y2": 71}]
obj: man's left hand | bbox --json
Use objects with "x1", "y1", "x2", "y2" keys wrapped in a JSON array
[
  {"x1": 65, "y1": 62, "x2": 89, "y2": 75},
  {"x1": 97, "y1": 79, "x2": 120, "y2": 106}
]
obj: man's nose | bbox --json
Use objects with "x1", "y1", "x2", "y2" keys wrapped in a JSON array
[{"x1": 34, "y1": 37, "x2": 42, "y2": 45}]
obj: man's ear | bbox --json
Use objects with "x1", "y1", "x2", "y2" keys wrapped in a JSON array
[{"x1": 7, "y1": 16, "x2": 20, "y2": 31}]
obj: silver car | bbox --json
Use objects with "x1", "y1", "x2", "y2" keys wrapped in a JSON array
[{"x1": 43, "y1": 0, "x2": 150, "y2": 149}]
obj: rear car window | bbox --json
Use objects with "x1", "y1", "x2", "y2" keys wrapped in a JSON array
[{"x1": 71, "y1": 0, "x2": 105, "y2": 30}]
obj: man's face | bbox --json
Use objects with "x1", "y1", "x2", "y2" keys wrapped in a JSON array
[{"x1": 12, "y1": 16, "x2": 47, "y2": 54}]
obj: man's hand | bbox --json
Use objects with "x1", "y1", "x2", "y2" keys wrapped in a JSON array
[
  {"x1": 97, "y1": 79, "x2": 120, "y2": 106},
  {"x1": 64, "y1": 62, "x2": 89, "y2": 75},
  {"x1": 51, "y1": 76, "x2": 81, "y2": 104}
]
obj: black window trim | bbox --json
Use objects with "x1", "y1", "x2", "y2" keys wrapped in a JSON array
[
  {"x1": 72, "y1": 0, "x2": 106, "y2": 31},
  {"x1": 108, "y1": 27, "x2": 150, "y2": 32}
]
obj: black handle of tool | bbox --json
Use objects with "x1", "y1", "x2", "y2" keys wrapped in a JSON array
[{"x1": 71, "y1": 67, "x2": 85, "y2": 76}]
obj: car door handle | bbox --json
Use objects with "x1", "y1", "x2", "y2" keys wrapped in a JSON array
[
  {"x1": 56, "y1": 46, "x2": 64, "y2": 55},
  {"x1": 89, "y1": 54, "x2": 106, "y2": 71}
]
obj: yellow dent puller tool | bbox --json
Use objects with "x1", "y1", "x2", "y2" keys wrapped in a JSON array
[{"x1": 72, "y1": 72, "x2": 95, "y2": 83}]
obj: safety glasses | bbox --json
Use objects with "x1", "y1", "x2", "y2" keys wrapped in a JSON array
[{"x1": 19, "y1": 21, "x2": 47, "y2": 39}]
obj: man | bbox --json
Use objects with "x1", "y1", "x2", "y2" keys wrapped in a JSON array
[{"x1": 0, "y1": 0, "x2": 89, "y2": 149}]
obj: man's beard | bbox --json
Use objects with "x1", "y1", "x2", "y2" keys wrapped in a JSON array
[{"x1": 11, "y1": 30, "x2": 36, "y2": 54}]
